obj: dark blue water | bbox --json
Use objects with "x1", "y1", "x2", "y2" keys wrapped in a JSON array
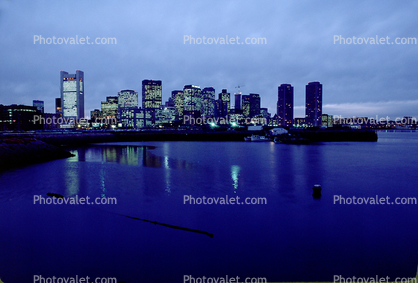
[{"x1": 1, "y1": 132, "x2": 418, "y2": 282}]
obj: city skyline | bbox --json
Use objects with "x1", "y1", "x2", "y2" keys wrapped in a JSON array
[{"x1": 4, "y1": 73, "x2": 417, "y2": 123}]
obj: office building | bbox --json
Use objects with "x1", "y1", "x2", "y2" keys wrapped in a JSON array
[
  {"x1": 101, "y1": 96, "x2": 118, "y2": 119},
  {"x1": 305, "y1": 81, "x2": 322, "y2": 127},
  {"x1": 242, "y1": 95, "x2": 250, "y2": 117},
  {"x1": 214, "y1": 99, "x2": 223, "y2": 118},
  {"x1": 155, "y1": 105, "x2": 176, "y2": 125},
  {"x1": 201, "y1": 87, "x2": 215, "y2": 117},
  {"x1": 277, "y1": 84, "x2": 294, "y2": 127},
  {"x1": 234, "y1": 93, "x2": 241, "y2": 110},
  {"x1": 249, "y1": 93, "x2": 260, "y2": 118},
  {"x1": 0, "y1": 104, "x2": 41, "y2": 131},
  {"x1": 142, "y1": 80, "x2": 162, "y2": 110},
  {"x1": 60, "y1": 70, "x2": 84, "y2": 120},
  {"x1": 322, "y1": 114, "x2": 333, "y2": 127},
  {"x1": 172, "y1": 90, "x2": 184, "y2": 120},
  {"x1": 118, "y1": 90, "x2": 138, "y2": 108},
  {"x1": 218, "y1": 89, "x2": 230, "y2": 115},
  {"x1": 119, "y1": 107, "x2": 137, "y2": 128},
  {"x1": 183, "y1": 85, "x2": 201, "y2": 115},
  {"x1": 136, "y1": 109, "x2": 153, "y2": 128}
]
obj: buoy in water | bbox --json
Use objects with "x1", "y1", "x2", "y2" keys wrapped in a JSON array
[{"x1": 312, "y1": 184, "x2": 322, "y2": 198}]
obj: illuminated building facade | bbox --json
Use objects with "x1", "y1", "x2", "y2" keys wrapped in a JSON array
[
  {"x1": 142, "y1": 80, "x2": 162, "y2": 110},
  {"x1": 118, "y1": 90, "x2": 138, "y2": 108},
  {"x1": 155, "y1": 106, "x2": 176, "y2": 125},
  {"x1": 183, "y1": 85, "x2": 201, "y2": 114},
  {"x1": 201, "y1": 87, "x2": 215, "y2": 117},
  {"x1": 242, "y1": 95, "x2": 250, "y2": 117},
  {"x1": 60, "y1": 70, "x2": 84, "y2": 120},
  {"x1": 172, "y1": 90, "x2": 184, "y2": 120},
  {"x1": 219, "y1": 89, "x2": 230, "y2": 115},
  {"x1": 101, "y1": 96, "x2": 118, "y2": 119}
]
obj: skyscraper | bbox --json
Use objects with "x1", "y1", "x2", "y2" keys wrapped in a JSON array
[
  {"x1": 118, "y1": 90, "x2": 138, "y2": 108},
  {"x1": 142, "y1": 80, "x2": 162, "y2": 110},
  {"x1": 305, "y1": 81, "x2": 322, "y2": 127},
  {"x1": 249, "y1": 93, "x2": 260, "y2": 118},
  {"x1": 60, "y1": 70, "x2": 84, "y2": 119},
  {"x1": 242, "y1": 95, "x2": 250, "y2": 117},
  {"x1": 172, "y1": 90, "x2": 184, "y2": 120},
  {"x1": 277, "y1": 84, "x2": 294, "y2": 127},
  {"x1": 218, "y1": 89, "x2": 230, "y2": 115},
  {"x1": 234, "y1": 93, "x2": 241, "y2": 110},
  {"x1": 201, "y1": 87, "x2": 215, "y2": 117},
  {"x1": 183, "y1": 85, "x2": 201, "y2": 113}
]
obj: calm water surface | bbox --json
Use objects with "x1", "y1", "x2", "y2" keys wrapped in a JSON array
[{"x1": 1, "y1": 132, "x2": 418, "y2": 282}]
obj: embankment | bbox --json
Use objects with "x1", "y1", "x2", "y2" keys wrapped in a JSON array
[{"x1": 0, "y1": 138, "x2": 74, "y2": 172}]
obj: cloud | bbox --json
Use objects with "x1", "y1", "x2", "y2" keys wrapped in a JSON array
[{"x1": 0, "y1": 0, "x2": 417, "y2": 119}]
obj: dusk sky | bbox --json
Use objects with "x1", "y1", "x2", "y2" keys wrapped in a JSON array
[{"x1": 1, "y1": 0, "x2": 417, "y2": 119}]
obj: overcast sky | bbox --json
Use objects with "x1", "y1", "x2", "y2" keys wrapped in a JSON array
[{"x1": 1, "y1": 0, "x2": 417, "y2": 119}]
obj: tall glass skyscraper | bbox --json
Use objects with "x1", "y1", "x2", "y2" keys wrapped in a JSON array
[
  {"x1": 201, "y1": 87, "x2": 215, "y2": 117},
  {"x1": 60, "y1": 70, "x2": 84, "y2": 119},
  {"x1": 142, "y1": 80, "x2": 162, "y2": 110},
  {"x1": 277, "y1": 84, "x2": 294, "y2": 127},
  {"x1": 305, "y1": 81, "x2": 322, "y2": 127}
]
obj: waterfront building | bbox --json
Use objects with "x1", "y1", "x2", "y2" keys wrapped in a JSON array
[
  {"x1": 305, "y1": 81, "x2": 322, "y2": 127},
  {"x1": 277, "y1": 84, "x2": 294, "y2": 127},
  {"x1": 322, "y1": 114, "x2": 333, "y2": 127},
  {"x1": 0, "y1": 104, "x2": 41, "y2": 131}
]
